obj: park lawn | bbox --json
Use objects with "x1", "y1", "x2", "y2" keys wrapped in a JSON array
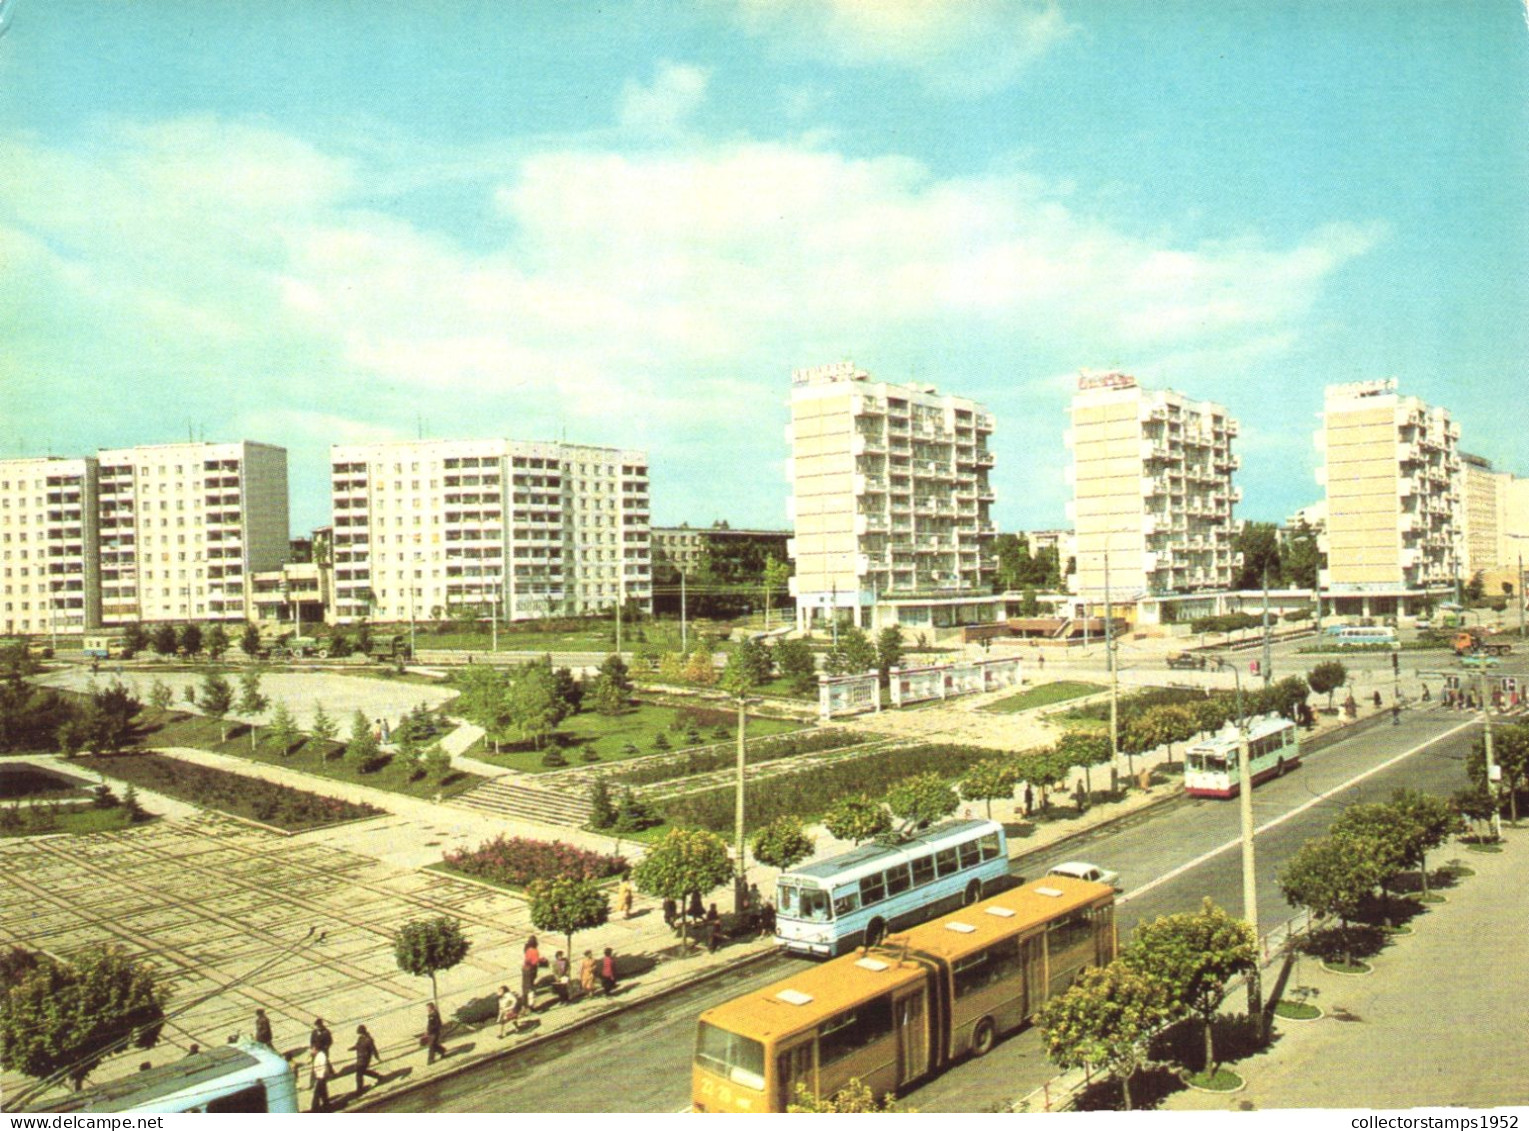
[
  {"x1": 0, "y1": 804, "x2": 147, "y2": 838},
  {"x1": 981, "y1": 681, "x2": 1105, "y2": 714},
  {"x1": 408, "y1": 621, "x2": 708, "y2": 656},
  {"x1": 469, "y1": 702, "x2": 806, "y2": 773},
  {"x1": 139, "y1": 711, "x2": 483, "y2": 800}
]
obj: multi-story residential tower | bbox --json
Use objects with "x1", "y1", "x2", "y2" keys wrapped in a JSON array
[
  {"x1": 329, "y1": 439, "x2": 649, "y2": 624},
  {"x1": 0, "y1": 457, "x2": 101, "y2": 637},
  {"x1": 96, "y1": 442, "x2": 289, "y2": 624},
  {"x1": 1459, "y1": 452, "x2": 1506, "y2": 577},
  {"x1": 786, "y1": 361, "x2": 996, "y2": 630},
  {"x1": 1315, "y1": 379, "x2": 1460, "y2": 595},
  {"x1": 1065, "y1": 372, "x2": 1240, "y2": 600}
]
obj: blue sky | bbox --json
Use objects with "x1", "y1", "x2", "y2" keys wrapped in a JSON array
[{"x1": 3, "y1": 1, "x2": 1526, "y2": 535}]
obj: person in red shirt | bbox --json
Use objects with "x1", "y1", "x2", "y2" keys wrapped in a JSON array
[
  {"x1": 599, "y1": 947, "x2": 617, "y2": 996},
  {"x1": 522, "y1": 936, "x2": 542, "y2": 1008}
]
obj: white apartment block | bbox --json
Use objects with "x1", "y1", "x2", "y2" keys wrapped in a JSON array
[
  {"x1": 0, "y1": 457, "x2": 101, "y2": 636},
  {"x1": 96, "y1": 442, "x2": 290, "y2": 624},
  {"x1": 1315, "y1": 379, "x2": 1460, "y2": 595},
  {"x1": 329, "y1": 439, "x2": 650, "y2": 624},
  {"x1": 1065, "y1": 372, "x2": 1240, "y2": 600},
  {"x1": 786, "y1": 361, "x2": 996, "y2": 630},
  {"x1": 1459, "y1": 452, "x2": 1506, "y2": 577}
]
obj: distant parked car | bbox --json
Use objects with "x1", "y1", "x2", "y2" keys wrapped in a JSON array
[
  {"x1": 1166, "y1": 651, "x2": 1207, "y2": 670},
  {"x1": 1047, "y1": 861, "x2": 1122, "y2": 890}
]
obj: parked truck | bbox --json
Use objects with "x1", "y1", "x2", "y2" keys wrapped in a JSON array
[{"x1": 1453, "y1": 627, "x2": 1513, "y2": 657}]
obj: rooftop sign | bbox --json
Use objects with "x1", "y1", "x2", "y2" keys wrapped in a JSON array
[{"x1": 1077, "y1": 371, "x2": 1138, "y2": 391}]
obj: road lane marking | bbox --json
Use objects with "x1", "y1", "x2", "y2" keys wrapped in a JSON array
[{"x1": 1119, "y1": 716, "x2": 1479, "y2": 905}]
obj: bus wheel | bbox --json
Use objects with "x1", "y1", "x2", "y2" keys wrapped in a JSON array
[
  {"x1": 963, "y1": 879, "x2": 983, "y2": 906},
  {"x1": 865, "y1": 919, "x2": 887, "y2": 947},
  {"x1": 971, "y1": 1018, "x2": 996, "y2": 1057}
]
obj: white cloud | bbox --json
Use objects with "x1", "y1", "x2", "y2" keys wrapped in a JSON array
[
  {"x1": 726, "y1": 0, "x2": 1073, "y2": 96},
  {"x1": 618, "y1": 62, "x2": 712, "y2": 135}
]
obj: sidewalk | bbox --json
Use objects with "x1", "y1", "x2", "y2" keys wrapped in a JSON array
[{"x1": 1161, "y1": 825, "x2": 1529, "y2": 1111}]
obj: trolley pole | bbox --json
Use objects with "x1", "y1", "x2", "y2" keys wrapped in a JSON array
[
  {"x1": 1214, "y1": 657, "x2": 1261, "y2": 1022},
  {"x1": 1104, "y1": 549, "x2": 1121, "y2": 778},
  {"x1": 1476, "y1": 665, "x2": 1503, "y2": 842},
  {"x1": 1260, "y1": 567, "x2": 1272, "y2": 689}
]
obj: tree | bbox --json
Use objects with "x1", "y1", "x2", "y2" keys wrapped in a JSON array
[
  {"x1": 311, "y1": 701, "x2": 338, "y2": 753},
  {"x1": 203, "y1": 624, "x2": 230, "y2": 661},
  {"x1": 1039, "y1": 961, "x2": 1170, "y2": 1111},
  {"x1": 1124, "y1": 898, "x2": 1256, "y2": 1073},
  {"x1": 150, "y1": 623, "x2": 178, "y2": 656},
  {"x1": 823, "y1": 794, "x2": 892, "y2": 844},
  {"x1": 1451, "y1": 785, "x2": 1497, "y2": 840},
  {"x1": 1466, "y1": 722, "x2": 1529, "y2": 825},
  {"x1": 1016, "y1": 746, "x2": 1072, "y2": 811},
  {"x1": 1056, "y1": 729, "x2": 1114, "y2": 796},
  {"x1": 1465, "y1": 570, "x2": 1486, "y2": 603},
  {"x1": 327, "y1": 633, "x2": 353, "y2": 659},
  {"x1": 775, "y1": 638, "x2": 817, "y2": 695},
  {"x1": 763, "y1": 556, "x2": 792, "y2": 628},
  {"x1": 346, "y1": 709, "x2": 380, "y2": 769},
  {"x1": 589, "y1": 674, "x2": 628, "y2": 717},
  {"x1": 454, "y1": 665, "x2": 513, "y2": 752},
  {"x1": 267, "y1": 701, "x2": 301, "y2": 756},
  {"x1": 1306, "y1": 660, "x2": 1348, "y2": 710},
  {"x1": 732, "y1": 638, "x2": 773, "y2": 686},
  {"x1": 587, "y1": 778, "x2": 616, "y2": 830},
  {"x1": 552, "y1": 666, "x2": 583, "y2": 715},
  {"x1": 506, "y1": 658, "x2": 570, "y2": 749},
  {"x1": 1388, "y1": 788, "x2": 1462, "y2": 900},
  {"x1": 632, "y1": 827, "x2": 733, "y2": 945},
  {"x1": 527, "y1": 876, "x2": 610, "y2": 958},
  {"x1": 1277, "y1": 834, "x2": 1385, "y2": 966},
  {"x1": 597, "y1": 653, "x2": 633, "y2": 693},
  {"x1": 236, "y1": 670, "x2": 269, "y2": 748},
  {"x1": 788, "y1": 1078, "x2": 901, "y2": 1113},
  {"x1": 823, "y1": 627, "x2": 877, "y2": 676},
  {"x1": 240, "y1": 623, "x2": 262, "y2": 658},
  {"x1": 148, "y1": 678, "x2": 175, "y2": 717},
  {"x1": 960, "y1": 759, "x2": 1017, "y2": 819},
  {"x1": 1330, "y1": 801, "x2": 1412, "y2": 925},
  {"x1": 85, "y1": 681, "x2": 141, "y2": 753},
  {"x1": 0, "y1": 944, "x2": 166, "y2": 1092},
  {"x1": 423, "y1": 743, "x2": 453, "y2": 784},
  {"x1": 1233, "y1": 522, "x2": 1282, "y2": 591},
  {"x1": 884, "y1": 772, "x2": 959, "y2": 832},
  {"x1": 683, "y1": 648, "x2": 718, "y2": 686},
  {"x1": 875, "y1": 625, "x2": 905, "y2": 685},
  {"x1": 177, "y1": 623, "x2": 202, "y2": 658},
  {"x1": 1281, "y1": 519, "x2": 1321, "y2": 589},
  {"x1": 121, "y1": 622, "x2": 148, "y2": 659},
  {"x1": 393, "y1": 916, "x2": 470, "y2": 1003},
  {"x1": 751, "y1": 817, "x2": 815, "y2": 871},
  {"x1": 196, "y1": 672, "x2": 235, "y2": 741}
]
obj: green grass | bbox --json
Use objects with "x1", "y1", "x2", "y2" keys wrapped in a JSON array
[
  {"x1": 1181, "y1": 1067, "x2": 1243, "y2": 1091},
  {"x1": 408, "y1": 620, "x2": 702, "y2": 655},
  {"x1": 981, "y1": 681, "x2": 1105, "y2": 714},
  {"x1": 1274, "y1": 1000, "x2": 1322, "y2": 1020},
  {"x1": 0, "y1": 804, "x2": 147, "y2": 838},
  {"x1": 1466, "y1": 842, "x2": 1504, "y2": 853},
  {"x1": 468, "y1": 703, "x2": 805, "y2": 773},
  {"x1": 1321, "y1": 958, "x2": 1373, "y2": 975},
  {"x1": 142, "y1": 711, "x2": 482, "y2": 800}
]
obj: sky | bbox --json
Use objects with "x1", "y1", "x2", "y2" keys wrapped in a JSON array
[{"x1": 3, "y1": 0, "x2": 1526, "y2": 536}]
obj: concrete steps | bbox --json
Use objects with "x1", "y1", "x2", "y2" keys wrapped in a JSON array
[{"x1": 447, "y1": 777, "x2": 593, "y2": 828}]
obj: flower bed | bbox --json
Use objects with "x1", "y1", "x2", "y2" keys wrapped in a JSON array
[
  {"x1": 607, "y1": 728, "x2": 877, "y2": 787},
  {"x1": 440, "y1": 834, "x2": 628, "y2": 889},
  {"x1": 78, "y1": 753, "x2": 383, "y2": 831}
]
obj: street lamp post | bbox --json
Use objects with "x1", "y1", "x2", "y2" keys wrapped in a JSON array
[
  {"x1": 1103, "y1": 549, "x2": 1121, "y2": 779},
  {"x1": 1211, "y1": 655, "x2": 1261, "y2": 1020}
]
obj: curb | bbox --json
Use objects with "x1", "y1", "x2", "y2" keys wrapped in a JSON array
[{"x1": 353, "y1": 944, "x2": 783, "y2": 1112}]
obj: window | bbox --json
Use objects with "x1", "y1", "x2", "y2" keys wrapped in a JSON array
[
  {"x1": 205, "y1": 1084, "x2": 270, "y2": 1113},
  {"x1": 818, "y1": 995, "x2": 894, "y2": 1067},
  {"x1": 695, "y1": 1023, "x2": 765, "y2": 1090},
  {"x1": 833, "y1": 890, "x2": 861, "y2": 917},
  {"x1": 859, "y1": 872, "x2": 886, "y2": 907},
  {"x1": 935, "y1": 848, "x2": 959, "y2": 877},
  {"x1": 953, "y1": 937, "x2": 1023, "y2": 999},
  {"x1": 910, "y1": 855, "x2": 935, "y2": 887},
  {"x1": 1048, "y1": 910, "x2": 1093, "y2": 953},
  {"x1": 884, "y1": 864, "x2": 911, "y2": 897},
  {"x1": 958, "y1": 839, "x2": 981, "y2": 869},
  {"x1": 979, "y1": 833, "x2": 1002, "y2": 861}
]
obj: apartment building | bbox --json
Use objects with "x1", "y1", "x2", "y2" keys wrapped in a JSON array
[
  {"x1": 786, "y1": 361, "x2": 996, "y2": 631},
  {"x1": 328, "y1": 439, "x2": 650, "y2": 624},
  {"x1": 96, "y1": 442, "x2": 290, "y2": 624},
  {"x1": 651, "y1": 524, "x2": 790, "y2": 582},
  {"x1": 1459, "y1": 452, "x2": 1507, "y2": 577},
  {"x1": 1315, "y1": 379, "x2": 1459, "y2": 600},
  {"x1": 0, "y1": 457, "x2": 101, "y2": 636},
  {"x1": 1065, "y1": 372, "x2": 1240, "y2": 601}
]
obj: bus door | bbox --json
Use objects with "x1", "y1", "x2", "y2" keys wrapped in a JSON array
[
  {"x1": 1022, "y1": 933, "x2": 1045, "y2": 1016},
  {"x1": 775, "y1": 1041, "x2": 815, "y2": 1111},
  {"x1": 893, "y1": 986, "x2": 930, "y2": 1086}
]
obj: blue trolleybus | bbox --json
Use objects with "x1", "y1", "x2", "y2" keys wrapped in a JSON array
[{"x1": 33, "y1": 1041, "x2": 299, "y2": 1114}]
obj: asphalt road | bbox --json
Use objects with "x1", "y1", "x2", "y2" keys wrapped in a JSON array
[{"x1": 372, "y1": 706, "x2": 1485, "y2": 1114}]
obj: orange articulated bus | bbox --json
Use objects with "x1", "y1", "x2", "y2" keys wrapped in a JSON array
[{"x1": 691, "y1": 874, "x2": 1116, "y2": 1113}]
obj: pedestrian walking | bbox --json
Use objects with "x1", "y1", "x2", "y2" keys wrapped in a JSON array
[
  {"x1": 253, "y1": 1008, "x2": 273, "y2": 1048},
  {"x1": 310, "y1": 1048, "x2": 332, "y2": 1112},
  {"x1": 618, "y1": 876, "x2": 635, "y2": 919},
  {"x1": 423, "y1": 1002, "x2": 446, "y2": 1064},
  {"x1": 707, "y1": 910, "x2": 725, "y2": 954},
  {"x1": 1392, "y1": 703, "x2": 1402, "y2": 726},
  {"x1": 687, "y1": 891, "x2": 705, "y2": 922},
  {"x1": 1023, "y1": 782, "x2": 1034, "y2": 816},
  {"x1": 552, "y1": 951, "x2": 571, "y2": 1004},
  {"x1": 662, "y1": 896, "x2": 678, "y2": 931},
  {"x1": 522, "y1": 935, "x2": 543, "y2": 1008},
  {"x1": 757, "y1": 899, "x2": 775, "y2": 938},
  {"x1": 350, "y1": 1025, "x2": 383, "y2": 1093},
  {"x1": 496, "y1": 985, "x2": 523, "y2": 1037},
  {"x1": 579, "y1": 950, "x2": 598, "y2": 997},
  {"x1": 599, "y1": 947, "x2": 618, "y2": 996},
  {"x1": 309, "y1": 1017, "x2": 332, "y2": 1057},
  {"x1": 1373, "y1": 690, "x2": 1383, "y2": 709}
]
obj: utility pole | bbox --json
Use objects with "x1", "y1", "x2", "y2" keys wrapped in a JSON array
[
  {"x1": 680, "y1": 569, "x2": 688, "y2": 653},
  {"x1": 1214, "y1": 656, "x2": 1261, "y2": 1020},
  {"x1": 1260, "y1": 567, "x2": 1272, "y2": 689},
  {"x1": 1104, "y1": 548, "x2": 1121, "y2": 777},
  {"x1": 490, "y1": 581, "x2": 498, "y2": 654},
  {"x1": 733, "y1": 687, "x2": 749, "y2": 914},
  {"x1": 1475, "y1": 664, "x2": 1503, "y2": 841}
]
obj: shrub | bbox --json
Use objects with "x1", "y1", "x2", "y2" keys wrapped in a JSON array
[
  {"x1": 609, "y1": 728, "x2": 872, "y2": 787},
  {"x1": 441, "y1": 835, "x2": 627, "y2": 888},
  {"x1": 541, "y1": 749, "x2": 568, "y2": 768}
]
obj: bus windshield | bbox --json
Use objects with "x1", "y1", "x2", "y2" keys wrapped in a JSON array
[
  {"x1": 1188, "y1": 752, "x2": 1227, "y2": 772},
  {"x1": 695, "y1": 1023, "x2": 766, "y2": 1089},
  {"x1": 779, "y1": 883, "x2": 832, "y2": 921}
]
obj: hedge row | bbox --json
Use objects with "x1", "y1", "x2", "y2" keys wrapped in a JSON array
[
  {"x1": 608, "y1": 728, "x2": 874, "y2": 787},
  {"x1": 440, "y1": 834, "x2": 628, "y2": 889},
  {"x1": 78, "y1": 753, "x2": 382, "y2": 831},
  {"x1": 656, "y1": 742, "x2": 1008, "y2": 834}
]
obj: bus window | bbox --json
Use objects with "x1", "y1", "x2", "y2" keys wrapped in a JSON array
[
  {"x1": 860, "y1": 873, "x2": 887, "y2": 906},
  {"x1": 833, "y1": 890, "x2": 861, "y2": 917},
  {"x1": 979, "y1": 833, "x2": 1001, "y2": 861},
  {"x1": 801, "y1": 889, "x2": 832, "y2": 922},
  {"x1": 818, "y1": 996, "x2": 895, "y2": 1067},
  {"x1": 958, "y1": 840, "x2": 981, "y2": 869},
  {"x1": 207, "y1": 1084, "x2": 269, "y2": 1113},
  {"x1": 953, "y1": 937, "x2": 1022, "y2": 999},
  {"x1": 935, "y1": 848, "x2": 959, "y2": 877},
  {"x1": 1048, "y1": 911, "x2": 1092, "y2": 952},
  {"x1": 779, "y1": 884, "x2": 801, "y2": 917},
  {"x1": 885, "y1": 864, "x2": 912, "y2": 897},
  {"x1": 696, "y1": 1022, "x2": 766, "y2": 1089},
  {"x1": 910, "y1": 855, "x2": 935, "y2": 887}
]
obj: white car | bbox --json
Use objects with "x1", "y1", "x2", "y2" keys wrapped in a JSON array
[{"x1": 1047, "y1": 861, "x2": 1122, "y2": 890}]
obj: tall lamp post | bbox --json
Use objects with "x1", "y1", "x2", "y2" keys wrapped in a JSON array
[{"x1": 1210, "y1": 655, "x2": 1261, "y2": 1019}]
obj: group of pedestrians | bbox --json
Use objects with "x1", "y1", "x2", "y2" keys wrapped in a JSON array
[
  {"x1": 660, "y1": 886, "x2": 777, "y2": 949},
  {"x1": 495, "y1": 936, "x2": 620, "y2": 1038},
  {"x1": 302, "y1": 1016, "x2": 384, "y2": 1112}
]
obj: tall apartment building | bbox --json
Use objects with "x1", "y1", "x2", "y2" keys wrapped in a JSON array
[
  {"x1": 329, "y1": 439, "x2": 650, "y2": 624},
  {"x1": 1459, "y1": 452, "x2": 1506, "y2": 576},
  {"x1": 1315, "y1": 379, "x2": 1460, "y2": 595},
  {"x1": 0, "y1": 457, "x2": 101, "y2": 636},
  {"x1": 96, "y1": 442, "x2": 290, "y2": 624},
  {"x1": 1065, "y1": 372, "x2": 1240, "y2": 600},
  {"x1": 786, "y1": 361, "x2": 995, "y2": 630}
]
